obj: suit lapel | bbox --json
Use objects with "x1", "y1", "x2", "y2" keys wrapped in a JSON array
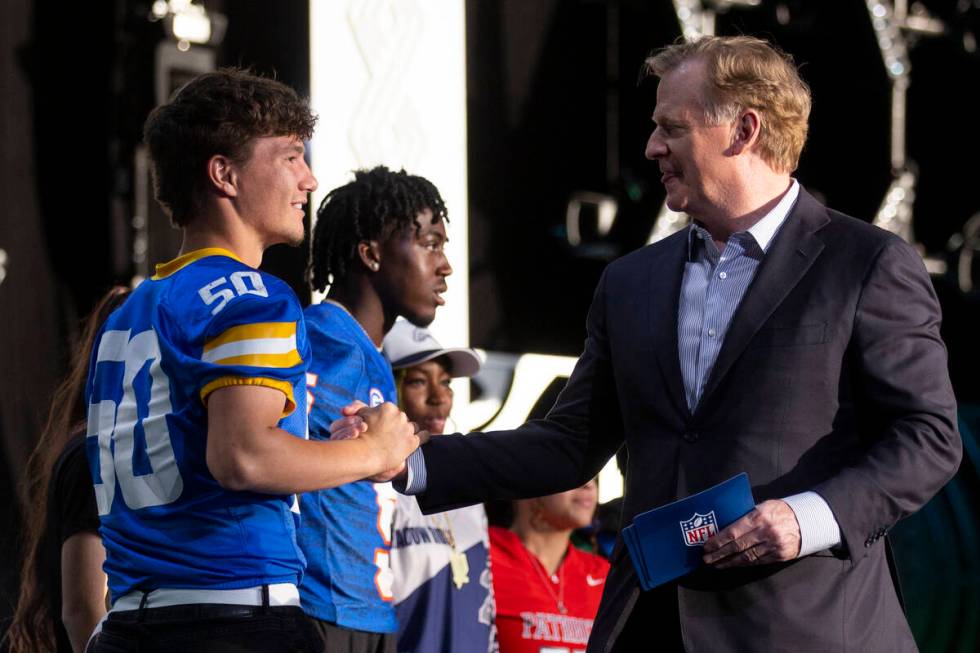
[
  {"x1": 695, "y1": 189, "x2": 829, "y2": 412},
  {"x1": 646, "y1": 229, "x2": 691, "y2": 419}
]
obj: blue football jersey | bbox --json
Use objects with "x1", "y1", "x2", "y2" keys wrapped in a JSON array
[
  {"x1": 297, "y1": 301, "x2": 398, "y2": 633},
  {"x1": 85, "y1": 248, "x2": 310, "y2": 602}
]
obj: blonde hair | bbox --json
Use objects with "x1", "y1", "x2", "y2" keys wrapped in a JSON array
[{"x1": 645, "y1": 36, "x2": 811, "y2": 173}]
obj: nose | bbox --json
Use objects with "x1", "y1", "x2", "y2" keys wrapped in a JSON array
[
  {"x1": 300, "y1": 159, "x2": 318, "y2": 193},
  {"x1": 645, "y1": 128, "x2": 667, "y2": 161},
  {"x1": 437, "y1": 251, "x2": 453, "y2": 278},
  {"x1": 428, "y1": 383, "x2": 452, "y2": 406}
]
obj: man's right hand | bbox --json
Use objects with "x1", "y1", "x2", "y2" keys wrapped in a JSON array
[{"x1": 355, "y1": 402, "x2": 420, "y2": 474}]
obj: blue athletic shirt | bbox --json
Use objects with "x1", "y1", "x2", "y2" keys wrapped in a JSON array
[
  {"x1": 298, "y1": 301, "x2": 398, "y2": 633},
  {"x1": 85, "y1": 248, "x2": 309, "y2": 602}
]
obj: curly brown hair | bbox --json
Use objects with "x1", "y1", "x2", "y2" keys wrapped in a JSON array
[{"x1": 143, "y1": 68, "x2": 317, "y2": 226}]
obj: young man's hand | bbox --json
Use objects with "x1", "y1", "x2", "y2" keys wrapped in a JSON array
[
  {"x1": 329, "y1": 409, "x2": 368, "y2": 441},
  {"x1": 354, "y1": 402, "x2": 420, "y2": 473}
]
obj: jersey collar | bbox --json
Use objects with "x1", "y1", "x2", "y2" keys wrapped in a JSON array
[{"x1": 152, "y1": 248, "x2": 245, "y2": 280}]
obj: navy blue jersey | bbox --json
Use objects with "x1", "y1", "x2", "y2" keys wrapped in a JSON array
[
  {"x1": 297, "y1": 302, "x2": 398, "y2": 633},
  {"x1": 85, "y1": 248, "x2": 309, "y2": 601},
  {"x1": 392, "y1": 496, "x2": 496, "y2": 653}
]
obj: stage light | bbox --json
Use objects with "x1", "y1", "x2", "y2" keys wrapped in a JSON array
[
  {"x1": 148, "y1": 0, "x2": 226, "y2": 48},
  {"x1": 172, "y1": 11, "x2": 211, "y2": 46},
  {"x1": 151, "y1": 1, "x2": 169, "y2": 20},
  {"x1": 672, "y1": 0, "x2": 711, "y2": 40},
  {"x1": 566, "y1": 192, "x2": 617, "y2": 247},
  {"x1": 872, "y1": 169, "x2": 916, "y2": 242},
  {"x1": 866, "y1": 1, "x2": 911, "y2": 84}
]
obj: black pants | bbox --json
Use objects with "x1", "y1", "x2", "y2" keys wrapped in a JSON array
[
  {"x1": 309, "y1": 619, "x2": 396, "y2": 653},
  {"x1": 89, "y1": 604, "x2": 318, "y2": 652}
]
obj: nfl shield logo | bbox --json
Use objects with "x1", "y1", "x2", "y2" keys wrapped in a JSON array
[
  {"x1": 680, "y1": 511, "x2": 718, "y2": 547},
  {"x1": 369, "y1": 388, "x2": 385, "y2": 407}
]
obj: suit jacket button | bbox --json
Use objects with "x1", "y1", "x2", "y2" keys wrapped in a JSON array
[{"x1": 683, "y1": 432, "x2": 699, "y2": 443}]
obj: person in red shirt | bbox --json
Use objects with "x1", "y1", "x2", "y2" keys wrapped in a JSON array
[{"x1": 491, "y1": 479, "x2": 609, "y2": 653}]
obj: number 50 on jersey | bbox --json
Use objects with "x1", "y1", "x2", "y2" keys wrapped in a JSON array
[{"x1": 88, "y1": 328, "x2": 183, "y2": 515}]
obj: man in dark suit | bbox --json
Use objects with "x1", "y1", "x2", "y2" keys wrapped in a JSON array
[{"x1": 389, "y1": 36, "x2": 961, "y2": 651}]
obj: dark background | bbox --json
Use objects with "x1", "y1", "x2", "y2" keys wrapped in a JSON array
[{"x1": 1, "y1": 0, "x2": 978, "y2": 649}]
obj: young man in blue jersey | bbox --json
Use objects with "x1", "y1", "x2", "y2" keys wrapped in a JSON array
[
  {"x1": 300, "y1": 166, "x2": 452, "y2": 653},
  {"x1": 85, "y1": 70, "x2": 419, "y2": 652}
]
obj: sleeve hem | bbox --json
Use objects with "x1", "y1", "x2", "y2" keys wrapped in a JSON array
[
  {"x1": 783, "y1": 491, "x2": 842, "y2": 557},
  {"x1": 201, "y1": 376, "x2": 297, "y2": 417},
  {"x1": 396, "y1": 448, "x2": 427, "y2": 495}
]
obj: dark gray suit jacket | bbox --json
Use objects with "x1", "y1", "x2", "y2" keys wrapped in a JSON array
[{"x1": 415, "y1": 188, "x2": 961, "y2": 652}]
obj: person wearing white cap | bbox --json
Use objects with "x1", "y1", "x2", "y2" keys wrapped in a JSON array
[{"x1": 383, "y1": 319, "x2": 495, "y2": 653}]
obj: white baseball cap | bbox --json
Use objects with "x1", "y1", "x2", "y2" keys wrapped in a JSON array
[{"x1": 383, "y1": 319, "x2": 482, "y2": 378}]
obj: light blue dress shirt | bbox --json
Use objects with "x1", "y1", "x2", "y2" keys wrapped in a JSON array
[{"x1": 678, "y1": 180, "x2": 839, "y2": 557}]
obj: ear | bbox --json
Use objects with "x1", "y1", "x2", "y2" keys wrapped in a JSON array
[
  {"x1": 357, "y1": 241, "x2": 382, "y2": 272},
  {"x1": 206, "y1": 154, "x2": 239, "y2": 197},
  {"x1": 730, "y1": 109, "x2": 761, "y2": 156}
]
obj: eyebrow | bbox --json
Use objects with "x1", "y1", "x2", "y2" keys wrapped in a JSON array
[
  {"x1": 420, "y1": 230, "x2": 447, "y2": 244},
  {"x1": 415, "y1": 220, "x2": 447, "y2": 237}
]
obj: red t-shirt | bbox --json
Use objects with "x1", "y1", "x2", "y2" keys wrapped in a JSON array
[{"x1": 490, "y1": 526, "x2": 610, "y2": 653}]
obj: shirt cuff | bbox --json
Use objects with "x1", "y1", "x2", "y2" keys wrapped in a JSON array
[
  {"x1": 782, "y1": 491, "x2": 842, "y2": 557},
  {"x1": 395, "y1": 448, "x2": 427, "y2": 495}
]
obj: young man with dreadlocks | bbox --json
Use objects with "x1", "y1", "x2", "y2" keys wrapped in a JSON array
[{"x1": 298, "y1": 166, "x2": 453, "y2": 652}]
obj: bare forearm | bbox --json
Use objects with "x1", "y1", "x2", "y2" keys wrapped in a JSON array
[
  {"x1": 61, "y1": 533, "x2": 107, "y2": 652},
  {"x1": 206, "y1": 387, "x2": 417, "y2": 494},
  {"x1": 63, "y1": 605, "x2": 105, "y2": 653},
  {"x1": 207, "y1": 428, "x2": 384, "y2": 494}
]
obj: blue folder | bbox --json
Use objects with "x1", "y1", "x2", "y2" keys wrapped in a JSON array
[{"x1": 622, "y1": 473, "x2": 755, "y2": 590}]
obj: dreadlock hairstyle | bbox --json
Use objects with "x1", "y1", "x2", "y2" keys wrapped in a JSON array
[
  {"x1": 6, "y1": 286, "x2": 130, "y2": 653},
  {"x1": 310, "y1": 166, "x2": 449, "y2": 292}
]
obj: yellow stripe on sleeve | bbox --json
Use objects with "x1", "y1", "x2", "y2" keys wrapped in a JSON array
[
  {"x1": 204, "y1": 322, "x2": 297, "y2": 353},
  {"x1": 200, "y1": 376, "x2": 297, "y2": 417},
  {"x1": 201, "y1": 321, "x2": 300, "y2": 369},
  {"x1": 209, "y1": 351, "x2": 303, "y2": 369}
]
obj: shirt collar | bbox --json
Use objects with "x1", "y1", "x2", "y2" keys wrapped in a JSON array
[
  {"x1": 746, "y1": 178, "x2": 799, "y2": 252},
  {"x1": 152, "y1": 247, "x2": 244, "y2": 280},
  {"x1": 687, "y1": 179, "x2": 800, "y2": 260}
]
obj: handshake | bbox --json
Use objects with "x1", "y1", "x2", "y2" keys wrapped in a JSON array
[{"x1": 330, "y1": 401, "x2": 430, "y2": 482}]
